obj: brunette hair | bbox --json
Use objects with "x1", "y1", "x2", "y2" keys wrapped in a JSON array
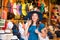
[{"x1": 30, "y1": 13, "x2": 40, "y2": 27}]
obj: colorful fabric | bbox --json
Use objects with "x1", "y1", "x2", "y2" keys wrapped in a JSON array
[
  {"x1": 16, "y1": 3, "x2": 20, "y2": 15},
  {"x1": 39, "y1": 3, "x2": 44, "y2": 13},
  {"x1": 29, "y1": 4, "x2": 34, "y2": 11},
  {"x1": 38, "y1": 23, "x2": 45, "y2": 32},
  {"x1": 2, "y1": 21, "x2": 7, "y2": 30},
  {"x1": 2, "y1": 10, "x2": 7, "y2": 20},
  {"x1": 13, "y1": 3, "x2": 17, "y2": 15},
  {"x1": 7, "y1": 3, "x2": 13, "y2": 13},
  {"x1": 38, "y1": 1, "x2": 41, "y2": 7},
  {"x1": 19, "y1": 4, "x2": 22, "y2": 15},
  {"x1": 22, "y1": 3, "x2": 27, "y2": 16}
]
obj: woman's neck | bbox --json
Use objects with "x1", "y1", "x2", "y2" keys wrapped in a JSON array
[{"x1": 33, "y1": 22, "x2": 36, "y2": 25}]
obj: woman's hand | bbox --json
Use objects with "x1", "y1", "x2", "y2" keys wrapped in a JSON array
[
  {"x1": 25, "y1": 20, "x2": 32, "y2": 36},
  {"x1": 35, "y1": 29, "x2": 40, "y2": 34},
  {"x1": 27, "y1": 20, "x2": 32, "y2": 28}
]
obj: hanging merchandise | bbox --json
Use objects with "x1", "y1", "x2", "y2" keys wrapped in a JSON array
[
  {"x1": 37, "y1": 0, "x2": 45, "y2": 13},
  {"x1": 16, "y1": 3, "x2": 20, "y2": 15},
  {"x1": 0, "y1": 9, "x2": 2, "y2": 18},
  {"x1": 7, "y1": 0, "x2": 14, "y2": 13},
  {"x1": 29, "y1": 3, "x2": 34, "y2": 11},
  {"x1": 13, "y1": 3, "x2": 17, "y2": 15},
  {"x1": 7, "y1": 0, "x2": 11, "y2": 12},
  {"x1": 37, "y1": 0, "x2": 41, "y2": 8},
  {"x1": 43, "y1": 13, "x2": 48, "y2": 19},
  {"x1": 13, "y1": 2, "x2": 21, "y2": 19},
  {"x1": 38, "y1": 1, "x2": 41, "y2": 8},
  {"x1": 19, "y1": 4, "x2": 22, "y2": 15},
  {"x1": 3, "y1": 0, "x2": 8, "y2": 8},
  {"x1": 45, "y1": 6, "x2": 48, "y2": 13},
  {"x1": 2, "y1": 21, "x2": 8, "y2": 30},
  {"x1": 2, "y1": 0, "x2": 8, "y2": 20},
  {"x1": 39, "y1": 3, "x2": 44, "y2": 13},
  {"x1": 7, "y1": 1, "x2": 13, "y2": 13},
  {"x1": 22, "y1": 3, "x2": 27, "y2": 16},
  {"x1": 2, "y1": 9, "x2": 7, "y2": 20}
]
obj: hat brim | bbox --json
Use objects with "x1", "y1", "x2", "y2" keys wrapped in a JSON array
[
  {"x1": 28, "y1": 11, "x2": 41, "y2": 14},
  {"x1": 27, "y1": 11, "x2": 43, "y2": 21}
]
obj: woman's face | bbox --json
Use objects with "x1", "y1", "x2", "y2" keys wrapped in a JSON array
[{"x1": 32, "y1": 13, "x2": 39, "y2": 22}]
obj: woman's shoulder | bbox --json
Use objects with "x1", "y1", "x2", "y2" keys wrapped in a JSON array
[
  {"x1": 38, "y1": 23, "x2": 45, "y2": 32},
  {"x1": 39, "y1": 23, "x2": 45, "y2": 28}
]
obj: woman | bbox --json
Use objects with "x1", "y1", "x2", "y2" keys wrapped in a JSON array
[{"x1": 25, "y1": 11, "x2": 47, "y2": 40}]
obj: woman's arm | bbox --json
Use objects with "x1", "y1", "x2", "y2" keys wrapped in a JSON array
[
  {"x1": 24, "y1": 20, "x2": 32, "y2": 36},
  {"x1": 35, "y1": 27, "x2": 48, "y2": 38},
  {"x1": 35, "y1": 29, "x2": 40, "y2": 34},
  {"x1": 25, "y1": 25, "x2": 29, "y2": 36}
]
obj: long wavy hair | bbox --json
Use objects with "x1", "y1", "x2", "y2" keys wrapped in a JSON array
[{"x1": 30, "y1": 13, "x2": 40, "y2": 27}]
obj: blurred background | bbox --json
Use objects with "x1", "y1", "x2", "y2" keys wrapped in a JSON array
[{"x1": 0, "y1": 0, "x2": 60, "y2": 40}]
